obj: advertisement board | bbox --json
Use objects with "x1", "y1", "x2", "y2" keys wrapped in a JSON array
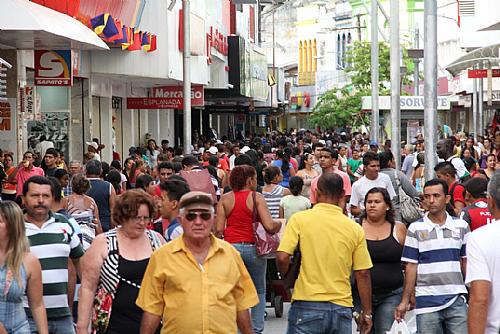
[
  {"x1": 127, "y1": 85, "x2": 204, "y2": 109},
  {"x1": 35, "y1": 50, "x2": 73, "y2": 86}
]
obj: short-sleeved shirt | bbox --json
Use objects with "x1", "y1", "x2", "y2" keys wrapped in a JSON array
[
  {"x1": 401, "y1": 213, "x2": 469, "y2": 315},
  {"x1": 449, "y1": 181, "x2": 466, "y2": 207},
  {"x1": 465, "y1": 220, "x2": 500, "y2": 334},
  {"x1": 349, "y1": 174, "x2": 396, "y2": 210},
  {"x1": 310, "y1": 168, "x2": 352, "y2": 204},
  {"x1": 279, "y1": 195, "x2": 311, "y2": 220},
  {"x1": 136, "y1": 235, "x2": 258, "y2": 333},
  {"x1": 460, "y1": 199, "x2": 494, "y2": 231},
  {"x1": 24, "y1": 212, "x2": 84, "y2": 319},
  {"x1": 278, "y1": 203, "x2": 372, "y2": 307},
  {"x1": 15, "y1": 166, "x2": 44, "y2": 196},
  {"x1": 447, "y1": 156, "x2": 470, "y2": 179}
]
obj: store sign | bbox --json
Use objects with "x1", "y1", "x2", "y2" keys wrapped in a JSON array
[
  {"x1": 362, "y1": 96, "x2": 451, "y2": 110},
  {"x1": 0, "y1": 100, "x2": 13, "y2": 132},
  {"x1": 34, "y1": 50, "x2": 72, "y2": 86},
  {"x1": 127, "y1": 86, "x2": 204, "y2": 109},
  {"x1": 468, "y1": 69, "x2": 500, "y2": 78},
  {"x1": 19, "y1": 86, "x2": 34, "y2": 114},
  {"x1": 207, "y1": 26, "x2": 228, "y2": 64}
]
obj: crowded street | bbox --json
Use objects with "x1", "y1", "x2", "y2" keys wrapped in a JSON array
[{"x1": 1, "y1": 0, "x2": 500, "y2": 334}]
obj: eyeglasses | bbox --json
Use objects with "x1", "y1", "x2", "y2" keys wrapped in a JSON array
[
  {"x1": 132, "y1": 216, "x2": 152, "y2": 223},
  {"x1": 184, "y1": 212, "x2": 212, "y2": 222}
]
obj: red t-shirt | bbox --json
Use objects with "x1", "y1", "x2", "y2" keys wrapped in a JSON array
[
  {"x1": 450, "y1": 181, "x2": 465, "y2": 206},
  {"x1": 202, "y1": 158, "x2": 229, "y2": 172},
  {"x1": 224, "y1": 190, "x2": 255, "y2": 244}
]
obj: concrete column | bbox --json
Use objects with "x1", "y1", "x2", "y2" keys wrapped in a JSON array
[
  {"x1": 99, "y1": 97, "x2": 113, "y2": 162},
  {"x1": 148, "y1": 109, "x2": 161, "y2": 142},
  {"x1": 70, "y1": 79, "x2": 84, "y2": 161},
  {"x1": 138, "y1": 109, "x2": 149, "y2": 147},
  {"x1": 122, "y1": 108, "x2": 135, "y2": 156},
  {"x1": 159, "y1": 109, "x2": 175, "y2": 145}
]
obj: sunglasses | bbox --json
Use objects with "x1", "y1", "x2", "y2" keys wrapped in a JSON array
[{"x1": 184, "y1": 212, "x2": 212, "y2": 221}]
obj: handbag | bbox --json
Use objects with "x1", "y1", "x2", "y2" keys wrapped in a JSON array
[
  {"x1": 394, "y1": 170, "x2": 423, "y2": 224},
  {"x1": 92, "y1": 287, "x2": 114, "y2": 334},
  {"x1": 252, "y1": 191, "x2": 280, "y2": 256},
  {"x1": 282, "y1": 242, "x2": 301, "y2": 290}
]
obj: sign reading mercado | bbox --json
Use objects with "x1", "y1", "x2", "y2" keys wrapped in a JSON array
[
  {"x1": 362, "y1": 96, "x2": 451, "y2": 110},
  {"x1": 126, "y1": 86, "x2": 204, "y2": 109}
]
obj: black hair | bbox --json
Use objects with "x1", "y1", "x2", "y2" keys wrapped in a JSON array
[
  {"x1": 54, "y1": 168, "x2": 68, "y2": 180},
  {"x1": 362, "y1": 151, "x2": 380, "y2": 166},
  {"x1": 264, "y1": 166, "x2": 281, "y2": 184},
  {"x1": 378, "y1": 151, "x2": 394, "y2": 169},
  {"x1": 234, "y1": 154, "x2": 253, "y2": 167},
  {"x1": 45, "y1": 147, "x2": 58, "y2": 157},
  {"x1": 298, "y1": 152, "x2": 311, "y2": 170},
  {"x1": 158, "y1": 161, "x2": 173, "y2": 172},
  {"x1": 312, "y1": 142, "x2": 325, "y2": 150},
  {"x1": 361, "y1": 187, "x2": 395, "y2": 224},
  {"x1": 136, "y1": 174, "x2": 154, "y2": 191},
  {"x1": 317, "y1": 173, "x2": 344, "y2": 199},
  {"x1": 110, "y1": 160, "x2": 122, "y2": 170},
  {"x1": 159, "y1": 179, "x2": 190, "y2": 201},
  {"x1": 434, "y1": 161, "x2": 456, "y2": 177},
  {"x1": 424, "y1": 178, "x2": 449, "y2": 195},
  {"x1": 23, "y1": 176, "x2": 54, "y2": 196},
  {"x1": 47, "y1": 176, "x2": 63, "y2": 202},
  {"x1": 276, "y1": 150, "x2": 290, "y2": 173},
  {"x1": 208, "y1": 155, "x2": 219, "y2": 168},
  {"x1": 181, "y1": 155, "x2": 199, "y2": 168},
  {"x1": 100, "y1": 161, "x2": 110, "y2": 179},
  {"x1": 289, "y1": 176, "x2": 304, "y2": 196},
  {"x1": 105, "y1": 170, "x2": 122, "y2": 194},
  {"x1": 321, "y1": 147, "x2": 338, "y2": 160}
]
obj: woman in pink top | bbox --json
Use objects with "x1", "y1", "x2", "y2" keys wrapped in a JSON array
[{"x1": 215, "y1": 165, "x2": 280, "y2": 334}]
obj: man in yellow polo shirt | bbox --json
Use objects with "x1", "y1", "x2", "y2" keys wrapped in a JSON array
[
  {"x1": 136, "y1": 191, "x2": 258, "y2": 334},
  {"x1": 277, "y1": 173, "x2": 374, "y2": 334}
]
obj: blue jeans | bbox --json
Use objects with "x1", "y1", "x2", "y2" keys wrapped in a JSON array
[
  {"x1": 353, "y1": 287, "x2": 403, "y2": 334},
  {"x1": 416, "y1": 295, "x2": 468, "y2": 334},
  {"x1": 287, "y1": 301, "x2": 352, "y2": 334},
  {"x1": 232, "y1": 243, "x2": 267, "y2": 334},
  {"x1": 28, "y1": 315, "x2": 75, "y2": 334}
]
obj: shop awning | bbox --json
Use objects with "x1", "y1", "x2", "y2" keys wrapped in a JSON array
[
  {"x1": 445, "y1": 43, "x2": 500, "y2": 77},
  {"x1": 0, "y1": 0, "x2": 109, "y2": 50}
]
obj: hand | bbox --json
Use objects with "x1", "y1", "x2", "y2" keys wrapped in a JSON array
[
  {"x1": 357, "y1": 315, "x2": 373, "y2": 334},
  {"x1": 409, "y1": 292, "x2": 416, "y2": 310},
  {"x1": 0, "y1": 323, "x2": 8, "y2": 334},
  {"x1": 394, "y1": 301, "x2": 409, "y2": 322}
]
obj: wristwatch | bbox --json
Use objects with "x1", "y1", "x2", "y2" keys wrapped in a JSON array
[{"x1": 362, "y1": 313, "x2": 373, "y2": 320}]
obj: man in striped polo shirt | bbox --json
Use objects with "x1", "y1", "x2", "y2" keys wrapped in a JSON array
[
  {"x1": 395, "y1": 178, "x2": 469, "y2": 333},
  {"x1": 22, "y1": 176, "x2": 84, "y2": 333}
]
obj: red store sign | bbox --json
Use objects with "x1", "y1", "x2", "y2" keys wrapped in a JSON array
[
  {"x1": 127, "y1": 86, "x2": 204, "y2": 109},
  {"x1": 468, "y1": 69, "x2": 500, "y2": 78},
  {"x1": 206, "y1": 26, "x2": 228, "y2": 64}
]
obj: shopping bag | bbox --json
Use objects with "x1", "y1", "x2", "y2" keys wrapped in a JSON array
[
  {"x1": 386, "y1": 320, "x2": 411, "y2": 334},
  {"x1": 405, "y1": 310, "x2": 417, "y2": 334}
]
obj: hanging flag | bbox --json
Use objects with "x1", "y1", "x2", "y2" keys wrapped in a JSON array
[
  {"x1": 105, "y1": 20, "x2": 123, "y2": 43},
  {"x1": 141, "y1": 32, "x2": 150, "y2": 51},
  {"x1": 127, "y1": 31, "x2": 142, "y2": 51},
  {"x1": 101, "y1": 15, "x2": 119, "y2": 39},
  {"x1": 114, "y1": 25, "x2": 129, "y2": 45},
  {"x1": 147, "y1": 35, "x2": 157, "y2": 52},
  {"x1": 90, "y1": 13, "x2": 110, "y2": 36},
  {"x1": 120, "y1": 27, "x2": 134, "y2": 50}
]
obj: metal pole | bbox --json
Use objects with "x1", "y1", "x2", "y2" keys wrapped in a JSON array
[
  {"x1": 478, "y1": 67, "x2": 484, "y2": 137},
  {"x1": 424, "y1": 0, "x2": 438, "y2": 181},
  {"x1": 472, "y1": 74, "x2": 478, "y2": 140},
  {"x1": 414, "y1": 26, "x2": 419, "y2": 96},
  {"x1": 371, "y1": 0, "x2": 379, "y2": 143},
  {"x1": 183, "y1": 0, "x2": 191, "y2": 155},
  {"x1": 390, "y1": 0, "x2": 401, "y2": 168}
]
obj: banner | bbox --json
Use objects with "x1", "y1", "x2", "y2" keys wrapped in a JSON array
[{"x1": 35, "y1": 50, "x2": 72, "y2": 86}]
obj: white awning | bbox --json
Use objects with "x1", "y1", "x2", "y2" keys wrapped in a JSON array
[
  {"x1": 445, "y1": 43, "x2": 500, "y2": 77},
  {"x1": 0, "y1": 0, "x2": 109, "y2": 51}
]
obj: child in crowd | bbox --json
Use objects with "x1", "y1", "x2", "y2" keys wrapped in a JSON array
[{"x1": 279, "y1": 176, "x2": 311, "y2": 220}]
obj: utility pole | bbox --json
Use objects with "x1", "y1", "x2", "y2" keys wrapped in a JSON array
[
  {"x1": 356, "y1": 14, "x2": 362, "y2": 41},
  {"x1": 424, "y1": 0, "x2": 438, "y2": 181},
  {"x1": 472, "y1": 69, "x2": 478, "y2": 140},
  {"x1": 370, "y1": 0, "x2": 379, "y2": 143},
  {"x1": 390, "y1": 0, "x2": 401, "y2": 168},
  {"x1": 478, "y1": 64, "x2": 484, "y2": 137},
  {"x1": 414, "y1": 26, "x2": 419, "y2": 96},
  {"x1": 183, "y1": 0, "x2": 191, "y2": 155}
]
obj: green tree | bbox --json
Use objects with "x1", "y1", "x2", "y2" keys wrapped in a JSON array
[{"x1": 309, "y1": 41, "x2": 412, "y2": 129}]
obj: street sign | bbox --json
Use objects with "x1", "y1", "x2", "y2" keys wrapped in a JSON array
[
  {"x1": 35, "y1": 50, "x2": 73, "y2": 86},
  {"x1": 468, "y1": 69, "x2": 500, "y2": 78}
]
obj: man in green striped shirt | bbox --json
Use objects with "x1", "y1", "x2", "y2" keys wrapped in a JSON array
[{"x1": 22, "y1": 176, "x2": 84, "y2": 333}]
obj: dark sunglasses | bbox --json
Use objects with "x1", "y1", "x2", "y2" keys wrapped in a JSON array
[{"x1": 185, "y1": 212, "x2": 212, "y2": 221}]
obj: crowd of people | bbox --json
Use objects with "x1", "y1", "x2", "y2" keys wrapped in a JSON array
[{"x1": 0, "y1": 127, "x2": 499, "y2": 334}]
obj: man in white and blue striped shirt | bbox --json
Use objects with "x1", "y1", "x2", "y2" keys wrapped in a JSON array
[{"x1": 394, "y1": 178, "x2": 469, "y2": 334}]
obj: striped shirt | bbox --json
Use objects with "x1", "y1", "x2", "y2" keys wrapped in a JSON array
[
  {"x1": 24, "y1": 212, "x2": 84, "y2": 319},
  {"x1": 401, "y1": 213, "x2": 469, "y2": 315},
  {"x1": 263, "y1": 185, "x2": 285, "y2": 219}
]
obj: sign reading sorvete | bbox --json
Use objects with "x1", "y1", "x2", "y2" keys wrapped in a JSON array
[
  {"x1": 126, "y1": 86, "x2": 204, "y2": 109},
  {"x1": 362, "y1": 96, "x2": 451, "y2": 110},
  {"x1": 35, "y1": 50, "x2": 73, "y2": 86},
  {"x1": 468, "y1": 69, "x2": 500, "y2": 78}
]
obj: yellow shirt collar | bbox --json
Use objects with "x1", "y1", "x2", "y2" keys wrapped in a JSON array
[{"x1": 171, "y1": 233, "x2": 224, "y2": 259}]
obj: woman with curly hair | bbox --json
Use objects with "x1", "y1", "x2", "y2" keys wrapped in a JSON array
[{"x1": 77, "y1": 190, "x2": 165, "y2": 334}]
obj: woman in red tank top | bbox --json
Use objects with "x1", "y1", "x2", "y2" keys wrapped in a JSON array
[{"x1": 215, "y1": 165, "x2": 280, "y2": 334}]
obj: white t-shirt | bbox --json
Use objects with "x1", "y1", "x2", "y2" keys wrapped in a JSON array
[
  {"x1": 349, "y1": 173, "x2": 397, "y2": 209},
  {"x1": 465, "y1": 220, "x2": 500, "y2": 334}
]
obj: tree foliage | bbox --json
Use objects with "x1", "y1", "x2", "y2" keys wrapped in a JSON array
[{"x1": 309, "y1": 41, "x2": 413, "y2": 129}]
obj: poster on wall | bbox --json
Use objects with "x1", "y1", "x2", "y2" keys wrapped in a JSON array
[
  {"x1": 27, "y1": 112, "x2": 69, "y2": 160},
  {"x1": 0, "y1": 99, "x2": 17, "y2": 156}
]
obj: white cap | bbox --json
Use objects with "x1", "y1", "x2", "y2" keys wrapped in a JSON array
[
  {"x1": 86, "y1": 141, "x2": 98, "y2": 150},
  {"x1": 208, "y1": 146, "x2": 218, "y2": 155},
  {"x1": 241, "y1": 146, "x2": 251, "y2": 154}
]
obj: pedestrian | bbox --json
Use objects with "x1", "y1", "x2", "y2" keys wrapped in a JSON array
[
  {"x1": 64, "y1": 160, "x2": 83, "y2": 197},
  {"x1": 215, "y1": 165, "x2": 281, "y2": 334},
  {"x1": 395, "y1": 178, "x2": 469, "y2": 334},
  {"x1": 10, "y1": 151, "x2": 44, "y2": 199},
  {"x1": 262, "y1": 166, "x2": 291, "y2": 219},
  {"x1": 42, "y1": 148, "x2": 59, "y2": 177},
  {"x1": 0, "y1": 201, "x2": 48, "y2": 334},
  {"x1": 434, "y1": 162, "x2": 466, "y2": 216},
  {"x1": 85, "y1": 141, "x2": 101, "y2": 162},
  {"x1": 354, "y1": 187, "x2": 407, "y2": 333},
  {"x1": 277, "y1": 173, "x2": 373, "y2": 334},
  {"x1": 35, "y1": 135, "x2": 54, "y2": 161},
  {"x1": 77, "y1": 189, "x2": 165, "y2": 334},
  {"x1": 349, "y1": 152, "x2": 396, "y2": 217},
  {"x1": 279, "y1": 176, "x2": 311, "y2": 220},
  {"x1": 484, "y1": 154, "x2": 497, "y2": 179},
  {"x1": 401, "y1": 144, "x2": 415, "y2": 178},
  {"x1": 296, "y1": 152, "x2": 319, "y2": 198},
  {"x1": 460, "y1": 177, "x2": 494, "y2": 231},
  {"x1": 123, "y1": 157, "x2": 137, "y2": 189},
  {"x1": 347, "y1": 148, "x2": 363, "y2": 183},
  {"x1": 23, "y1": 176, "x2": 84, "y2": 333},
  {"x1": 466, "y1": 171, "x2": 500, "y2": 334},
  {"x1": 271, "y1": 150, "x2": 296, "y2": 188},
  {"x1": 1, "y1": 153, "x2": 17, "y2": 201},
  {"x1": 159, "y1": 179, "x2": 190, "y2": 241},
  {"x1": 437, "y1": 138, "x2": 470, "y2": 180},
  {"x1": 137, "y1": 191, "x2": 259, "y2": 334},
  {"x1": 85, "y1": 160, "x2": 116, "y2": 232}
]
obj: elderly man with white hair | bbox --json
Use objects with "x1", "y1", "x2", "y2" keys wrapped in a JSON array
[{"x1": 401, "y1": 144, "x2": 415, "y2": 178}]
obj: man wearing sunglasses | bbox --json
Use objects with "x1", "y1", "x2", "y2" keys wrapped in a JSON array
[{"x1": 137, "y1": 191, "x2": 258, "y2": 334}]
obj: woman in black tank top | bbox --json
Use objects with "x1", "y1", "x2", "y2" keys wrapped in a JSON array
[{"x1": 354, "y1": 187, "x2": 408, "y2": 334}]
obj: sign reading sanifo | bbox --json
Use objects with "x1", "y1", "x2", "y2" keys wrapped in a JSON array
[
  {"x1": 35, "y1": 50, "x2": 73, "y2": 86},
  {"x1": 127, "y1": 86, "x2": 204, "y2": 109}
]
